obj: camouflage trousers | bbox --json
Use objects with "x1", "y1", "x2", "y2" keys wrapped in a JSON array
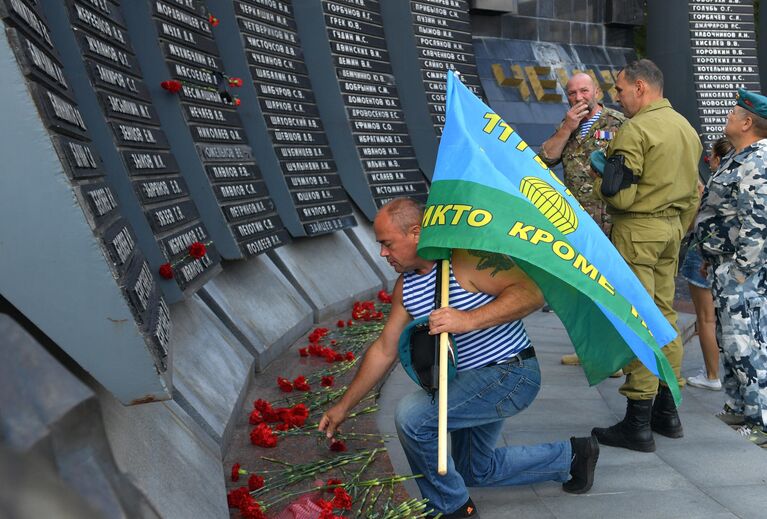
[
  {"x1": 713, "y1": 289, "x2": 767, "y2": 429},
  {"x1": 611, "y1": 215, "x2": 685, "y2": 400}
]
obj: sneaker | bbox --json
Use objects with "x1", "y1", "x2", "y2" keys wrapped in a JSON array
[
  {"x1": 686, "y1": 373, "x2": 722, "y2": 391},
  {"x1": 563, "y1": 436, "x2": 599, "y2": 494},
  {"x1": 561, "y1": 353, "x2": 580, "y2": 366},
  {"x1": 428, "y1": 498, "x2": 479, "y2": 518},
  {"x1": 735, "y1": 424, "x2": 767, "y2": 447},
  {"x1": 715, "y1": 404, "x2": 746, "y2": 426}
]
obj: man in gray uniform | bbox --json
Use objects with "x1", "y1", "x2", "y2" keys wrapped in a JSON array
[{"x1": 695, "y1": 88, "x2": 767, "y2": 447}]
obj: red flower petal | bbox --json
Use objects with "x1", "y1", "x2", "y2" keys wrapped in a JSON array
[
  {"x1": 160, "y1": 80, "x2": 182, "y2": 93},
  {"x1": 248, "y1": 474, "x2": 264, "y2": 491},
  {"x1": 329, "y1": 439, "x2": 347, "y2": 452},
  {"x1": 188, "y1": 241, "x2": 207, "y2": 259},
  {"x1": 336, "y1": 319, "x2": 345, "y2": 328},
  {"x1": 277, "y1": 377, "x2": 293, "y2": 392},
  {"x1": 230, "y1": 463, "x2": 241, "y2": 482},
  {"x1": 158, "y1": 263, "x2": 174, "y2": 279},
  {"x1": 299, "y1": 347, "x2": 309, "y2": 357},
  {"x1": 321, "y1": 375, "x2": 334, "y2": 387}
]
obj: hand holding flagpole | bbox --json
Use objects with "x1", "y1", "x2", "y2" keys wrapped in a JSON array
[{"x1": 437, "y1": 258, "x2": 450, "y2": 476}]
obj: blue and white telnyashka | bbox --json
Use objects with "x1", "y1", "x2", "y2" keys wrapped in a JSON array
[
  {"x1": 579, "y1": 110, "x2": 602, "y2": 138},
  {"x1": 401, "y1": 262, "x2": 532, "y2": 371}
]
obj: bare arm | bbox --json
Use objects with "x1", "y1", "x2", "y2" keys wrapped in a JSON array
[
  {"x1": 540, "y1": 101, "x2": 589, "y2": 165},
  {"x1": 318, "y1": 276, "x2": 411, "y2": 438},
  {"x1": 428, "y1": 250, "x2": 544, "y2": 335}
]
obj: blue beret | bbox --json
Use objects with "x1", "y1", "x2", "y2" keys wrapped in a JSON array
[
  {"x1": 590, "y1": 149, "x2": 606, "y2": 176},
  {"x1": 736, "y1": 88, "x2": 767, "y2": 118}
]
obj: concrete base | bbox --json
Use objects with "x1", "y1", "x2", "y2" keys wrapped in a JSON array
[
  {"x1": 199, "y1": 255, "x2": 313, "y2": 372},
  {"x1": 169, "y1": 294, "x2": 254, "y2": 448},
  {"x1": 99, "y1": 388, "x2": 228, "y2": 519},
  {"x1": 269, "y1": 231, "x2": 382, "y2": 321},
  {"x1": 0, "y1": 314, "x2": 159, "y2": 518}
]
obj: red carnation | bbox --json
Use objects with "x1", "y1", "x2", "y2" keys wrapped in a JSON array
[
  {"x1": 254, "y1": 399, "x2": 271, "y2": 412},
  {"x1": 321, "y1": 375, "x2": 334, "y2": 387},
  {"x1": 250, "y1": 423, "x2": 278, "y2": 448},
  {"x1": 234, "y1": 97, "x2": 241, "y2": 106},
  {"x1": 329, "y1": 439, "x2": 347, "y2": 452},
  {"x1": 240, "y1": 501, "x2": 267, "y2": 519},
  {"x1": 330, "y1": 339, "x2": 337, "y2": 346},
  {"x1": 231, "y1": 463, "x2": 242, "y2": 482},
  {"x1": 189, "y1": 241, "x2": 206, "y2": 259},
  {"x1": 347, "y1": 319, "x2": 353, "y2": 327},
  {"x1": 227, "y1": 486, "x2": 250, "y2": 508},
  {"x1": 228, "y1": 77, "x2": 244, "y2": 87},
  {"x1": 336, "y1": 319, "x2": 345, "y2": 328},
  {"x1": 158, "y1": 262, "x2": 174, "y2": 279},
  {"x1": 160, "y1": 80, "x2": 182, "y2": 93},
  {"x1": 249, "y1": 409, "x2": 263, "y2": 425},
  {"x1": 248, "y1": 474, "x2": 264, "y2": 491},
  {"x1": 299, "y1": 347, "x2": 309, "y2": 357},
  {"x1": 293, "y1": 375, "x2": 311, "y2": 392},
  {"x1": 326, "y1": 478, "x2": 343, "y2": 487},
  {"x1": 378, "y1": 289, "x2": 392, "y2": 303},
  {"x1": 333, "y1": 352, "x2": 344, "y2": 362},
  {"x1": 277, "y1": 377, "x2": 293, "y2": 392},
  {"x1": 345, "y1": 352, "x2": 355, "y2": 361},
  {"x1": 208, "y1": 14, "x2": 219, "y2": 26},
  {"x1": 332, "y1": 487, "x2": 352, "y2": 510}
]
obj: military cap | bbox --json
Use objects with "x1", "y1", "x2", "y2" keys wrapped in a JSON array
[{"x1": 736, "y1": 88, "x2": 767, "y2": 118}]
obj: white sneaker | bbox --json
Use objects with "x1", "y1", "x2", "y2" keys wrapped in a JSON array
[{"x1": 686, "y1": 373, "x2": 722, "y2": 391}]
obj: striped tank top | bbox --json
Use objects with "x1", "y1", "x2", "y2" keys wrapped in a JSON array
[{"x1": 401, "y1": 262, "x2": 531, "y2": 371}]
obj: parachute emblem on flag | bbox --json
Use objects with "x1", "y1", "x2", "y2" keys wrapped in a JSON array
[{"x1": 519, "y1": 176, "x2": 578, "y2": 235}]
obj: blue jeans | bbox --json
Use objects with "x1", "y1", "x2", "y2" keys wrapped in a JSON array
[
  {"x1": 394, "y1": 357, "x2": 571, "y2": 514},
  {"x1": 680, "y1": 246, "x2": 712, "y2": 289}
]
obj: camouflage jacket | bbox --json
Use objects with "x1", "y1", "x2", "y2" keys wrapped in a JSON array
[
  {"x1": 695, "y1": 139, "x2": 767, "y2": 297},
  {"x1": 541, "y1": 107, "x2": 624, "y2": 232}
]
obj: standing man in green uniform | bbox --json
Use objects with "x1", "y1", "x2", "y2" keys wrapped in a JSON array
[
  {"x1": 590, "y1": 59, "x2": 701, "y2": 452},
  {"x1": 540, "y1": 72, "x2": 625, "y2": 367}
]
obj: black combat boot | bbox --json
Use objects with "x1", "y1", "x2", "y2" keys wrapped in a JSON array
[
  {"x1": 651, "y1": 384, "x2": 684, "y2": 438},
  {"x1": 591, "y1": 398, "x2": 656, "y2": 452}
]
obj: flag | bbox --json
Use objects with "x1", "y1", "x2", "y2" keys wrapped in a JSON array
[{"x1": 418, "y1": 72, "x2": 681, "y2": 404}]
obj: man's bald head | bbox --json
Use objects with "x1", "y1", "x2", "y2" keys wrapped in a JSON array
[
  {"x1": 377, "y1": 197, "x2": 423, "y2": 233},
  {"x1": 565, "y1": 72, "x2": 601, "y2": 119},
  {"x1": 566, "y1": 72, "x2": 597, "y2": 93}
]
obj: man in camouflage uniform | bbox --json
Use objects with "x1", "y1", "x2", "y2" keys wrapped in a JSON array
[
  {"x1": 541, "y1": 72, "x2": 624, "y2": 235},
  {"x1": 540, "y1": 72, "x2": 624, "y2": 366},
  {"x1": 695, "y1": 88, "x2": 767, "y2": 447},
  {"x1": 590, "y1": 59, "x2": 701, "y2": 453}
]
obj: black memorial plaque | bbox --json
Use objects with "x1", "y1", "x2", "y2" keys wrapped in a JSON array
[
  {"x1": 78, "y1": 181, "x2": 121, "y2": 228},
  {"x1": 60, "y1": 0, "x2": 220, "y2": 291},
  {"x1": 111, "y1": 121, "x2": 170, "y2": 148},
  {"x1": 3, "y1": 0, "x2": 172, "y2": 374},
  {"x1": 102, "y1": 218, "x2": 138, "y2": 274},
  {"x1": 133, "y1": 176, "x2": 189, "y2": 205},
  {"x1": 232, "y1": 0, "x2": 356, "y2": 236},
  {"x1": 5, "y1": 28, "x2": 69, "y2": 93},
  {"x1": 320, "y1": 0, "x2": 429, "y2": 208},
  {"x1": 86, "y1": 59, "x2": 151, "y2": 100},
  {"x1": 151, "y1": 0, "x2": 291, "y2": 252},
  {"x1": 688, "y1": 0, "x2": 760, "y2": 147}
]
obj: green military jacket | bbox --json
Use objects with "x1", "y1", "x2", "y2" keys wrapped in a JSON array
[
  {"x1": 541, "y1": 106, "x2": 624, "y2": 233},
  {"x1": 595, "y1": 99, "x2": 701, "y2": 231}
]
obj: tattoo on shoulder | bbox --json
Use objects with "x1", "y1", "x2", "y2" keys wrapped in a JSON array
[{"x1": 468, "y1": 250, "x2": 516, "y2": 276}]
